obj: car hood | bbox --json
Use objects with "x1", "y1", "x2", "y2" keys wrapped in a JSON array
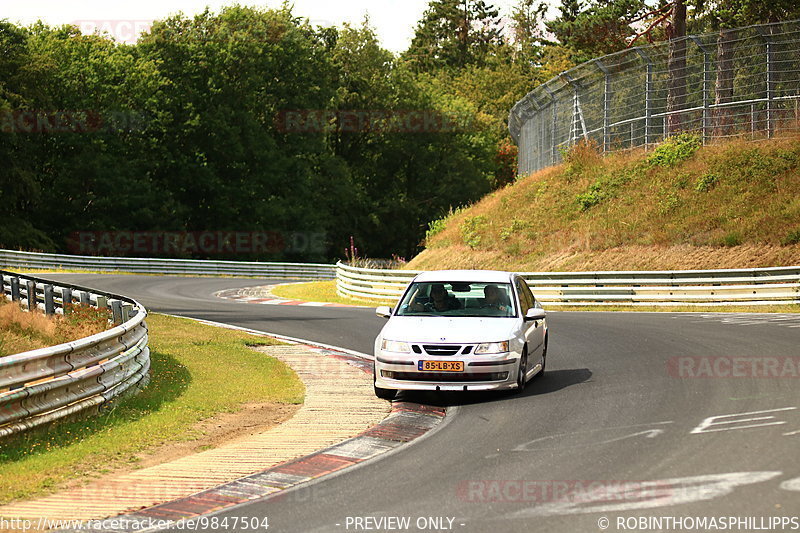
[{"x1": 380, "y1": 316, "x2": 518, "y2": 343}]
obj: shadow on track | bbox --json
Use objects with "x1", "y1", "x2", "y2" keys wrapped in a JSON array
[{"x1": 394, "y1": 368, "x2": 593, "y2": 408}]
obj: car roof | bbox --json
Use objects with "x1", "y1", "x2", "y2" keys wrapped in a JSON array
[{"x1": 412, "y1": 270, "x2": 515, "y2": 283}]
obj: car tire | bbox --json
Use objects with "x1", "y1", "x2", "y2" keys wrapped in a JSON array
[
  {"x1": 373, "y1": 366, "x2": 396, "y2": 400},
  {"x1": 515, "y1": 347, "x2": 528, "y2": 393}
]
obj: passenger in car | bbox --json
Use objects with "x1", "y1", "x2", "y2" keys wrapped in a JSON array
[{"x1": 481, "y1": 284, "x2": 511, "y2": 312}]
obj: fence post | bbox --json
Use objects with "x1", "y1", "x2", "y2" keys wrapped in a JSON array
[
  {"x1": 634, "y1": 47, "x2": 653, "y2": 146},
  {"x1": 44, "y1": 284, "x2": 55, "y2": 315},
  {"x1": 757, "y1": 26, "x2": 775, "y2": 138},
  {"x1": 690, "y1": 36, "x2": 712, "y2": 144},
  {"x1": 27, "y1": 280, "x2": 37, "y2": 311},
  {"x1": 543, "y1": 85, "x2": 558, "y2": 165},
  {"x1": 595, "y1": 60, "x2": 611, "y2": 152}
]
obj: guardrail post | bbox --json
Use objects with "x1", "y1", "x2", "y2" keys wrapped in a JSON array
[
  {"x1": 61, "y1": 287, "x2": 73, "y2": 314},
  {"x1": 96, "y1": 295, "x2": 108, "y2": 311},
  {"x1": 44, "y1": 284, "x2": 55, "y2": 315},
  {"x1": 79, "y1": 291, "x2": 90, "y2": 306},
  {"x1": 27, "y1": 280, "x2": 37, "y2": 311},
  {"x1": 110, "y1": 300, "x2": 123, "y2": 324},
  {"x1": 11, "y1": 276, "x2": 20, "y2": 301},
  {"x1": 122, "y1": 303, "x2": 134, "y2": 322}
]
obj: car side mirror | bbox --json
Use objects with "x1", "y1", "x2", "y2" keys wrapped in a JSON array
[
  {"x1": 524, "y1": 308, "x2": 546, "y2": 321},
  {"x1": 376, "y1": 306, "x2": 392, "y2": 319}
]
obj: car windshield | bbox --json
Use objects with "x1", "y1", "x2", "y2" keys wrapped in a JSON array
[{"x1": 396, "y1": 282, "x2": 516, "y2": 318}]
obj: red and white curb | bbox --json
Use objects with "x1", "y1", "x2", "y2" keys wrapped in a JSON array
[{"x1": 59, "y1": 323, "x2": 447, "y2": 533}]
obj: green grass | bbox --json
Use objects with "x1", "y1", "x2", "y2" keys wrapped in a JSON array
[
  {"x1": 0, "y1": 314, "x2": 303, "y2": 505},
  {"x1": 270, "y1": 280, "x2": 396, "y2": 306}
]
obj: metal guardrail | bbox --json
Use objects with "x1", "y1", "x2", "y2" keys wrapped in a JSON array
[
  {"x1": 0, "y1": 249, "x2": 336, "y2": 280},
  {"x1": 509, "y1": 19, "x2": 800, "y2": 175},
  {"x1": 0, "y1": 270, "x2": 150, "y2": 438},
  {"x1": 335, "y1": 262, "x2": 800, "y2": 306}
]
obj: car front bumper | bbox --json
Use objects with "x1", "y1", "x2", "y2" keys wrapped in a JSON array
[{"x1": 373, "y1": 350, "x2": 520, "y2": 392}]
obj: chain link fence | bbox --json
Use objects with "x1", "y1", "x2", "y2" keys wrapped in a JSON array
[{"x1": 509, "y1": 19, "x2": 800, "y2": 175}]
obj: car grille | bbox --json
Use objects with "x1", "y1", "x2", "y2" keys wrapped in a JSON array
[
  {"x1": 382, "y1": 371, "x2": 509, "y2": 382},
  {"x1": 422, "y1": 345, "x2": 462, "y2": 356}
]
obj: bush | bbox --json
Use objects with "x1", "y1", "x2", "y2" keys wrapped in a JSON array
[
  {"x1": 721, "y1": 232, "x2": 742, "y2": 247},
  {"x1": 647, "y1": 134, "x2": 701, "y2": 168},
  {"x1": 782, "y1": 229, "x2": 800, "y2": 245},
  {"x1": 460, "y1": 215, "x2": 487, "y2": 249},
  {"x1": 500, "y1": 219, "x2": 529, "y2": 240},
  {"x1": 576, "y1": 183, "x2": 607, "y2": 210},
  {"x1": 561, "y1": 140, "x2": 601, "y2": 180},
  {"x1": 695, "y1": 173, "x2": 719, "y2": 192}
]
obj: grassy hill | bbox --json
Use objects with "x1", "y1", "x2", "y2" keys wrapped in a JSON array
[{"x1": 408, "y1": 134, "x2": 800, "y2": 272}]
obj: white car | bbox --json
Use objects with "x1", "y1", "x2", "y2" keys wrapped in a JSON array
[{"x1": 373, "y1": 270, "x2": 548, "y2": 400}]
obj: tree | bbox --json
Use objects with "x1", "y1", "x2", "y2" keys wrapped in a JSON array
[
  {"x1": 403, "y1": 0, "x2": 504, "y2": 72},
  {"x1": 330, "y1": 23, "x2": 495, "y2": 257},
  {"x1": 510, "y1": 0, "x2": 549, "y2": 70},
  {"x1": 666, "y1": 0, "x2": 687, "y2": 134},
  {"x1": 546, "y1": 0, "x2": 647, "y2": 64}
]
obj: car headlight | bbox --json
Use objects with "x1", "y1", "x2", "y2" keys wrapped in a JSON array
[
  {"x1": 475, "y1": 341, "x2": 510, "y2": 354},
  {"x1": 381, "y1": 339, "x2": 411, "y2": 353}
]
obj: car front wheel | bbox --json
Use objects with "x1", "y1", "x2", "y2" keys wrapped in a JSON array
[
  {"x1": 515, "y1": 348, "x2": 528, "y2": 393},
  {"x1": 536, "y1": 335, "x2": 547, "y2": 379}
]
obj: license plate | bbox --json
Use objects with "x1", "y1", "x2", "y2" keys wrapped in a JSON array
[{"x1": 418, "y1": 360, "x2": 464, "y2": 372}]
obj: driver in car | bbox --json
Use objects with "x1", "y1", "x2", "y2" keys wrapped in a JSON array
[{"x1": 411, "y1": 283, "x2": 461, "y2": 312}]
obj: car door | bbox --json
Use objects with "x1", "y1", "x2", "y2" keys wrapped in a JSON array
[{"x1": 516, "y1": 276, "x2": 545, "y2": 359}]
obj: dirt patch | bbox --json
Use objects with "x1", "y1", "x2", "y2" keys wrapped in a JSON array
[{"x1": 135, "y1": 402, "x2": 300, "y2": 469}]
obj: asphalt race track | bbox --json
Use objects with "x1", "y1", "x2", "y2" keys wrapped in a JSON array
[{"x1": 43, "y1": 274, "x2": 800, "y2": 533}]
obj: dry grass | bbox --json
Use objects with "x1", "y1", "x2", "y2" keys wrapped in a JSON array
[
  {"x1": 410, "y1": 135, "x2": 800, "y2": 272},
  {"x1": 0, "y1": 299, "x2": 110, "y2": 357}
]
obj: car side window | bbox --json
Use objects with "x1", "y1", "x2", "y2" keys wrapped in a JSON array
[
  {"x1": 515, "y1": 278, "x2": 532, "y2": 314},
  {"x1": 521, "y1": 279, "x2": 540, "y2": 309}
]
